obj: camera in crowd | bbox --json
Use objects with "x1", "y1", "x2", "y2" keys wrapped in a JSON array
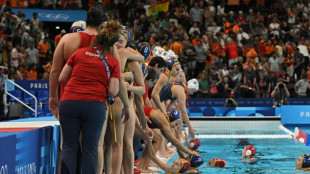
[{"x1": 278, "y1": 83, "x2": 284, "y2": 89}]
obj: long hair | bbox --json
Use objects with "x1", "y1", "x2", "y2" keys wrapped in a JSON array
[{"x1": 93, "y1": 20, "x2": 121, "y2": 58}]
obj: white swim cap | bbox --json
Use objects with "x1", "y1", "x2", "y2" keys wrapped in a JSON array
[
  {"x1": 71, "y1": 20, "x2": 86, "y2": 29},
  {"x1": 187, "y1": 78, "x2": 199, "y2": 90}
]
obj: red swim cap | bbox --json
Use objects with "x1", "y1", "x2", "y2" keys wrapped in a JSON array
[
  {"x1": 189, "y1": 139, "x2": 201, "y2": 150},
  {"x1": 244, "y1": 145, "x2": 256, "y2": 157}
]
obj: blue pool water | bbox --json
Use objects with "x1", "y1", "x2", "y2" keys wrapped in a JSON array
[{"x1": 166, "y1": 138, "x2": 310, "y2": 174}]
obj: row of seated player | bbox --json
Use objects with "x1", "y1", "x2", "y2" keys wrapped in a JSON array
[{"x1": 7, "y1": 90, "x2": 49, "y2": 104}]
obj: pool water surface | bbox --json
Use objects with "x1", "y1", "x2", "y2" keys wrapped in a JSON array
[{"x1": 166, "y1": 138, "x2": 309, "y2": 174}]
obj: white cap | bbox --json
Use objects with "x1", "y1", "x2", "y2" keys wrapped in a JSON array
[
  {"x1": 167, "y1": 50, "x2": 178, "y2": 60},
  {"x1": 246, "y1": 150, "x2": 252, "y2": 156},
  {"x1": 160, "y1": 51, "x2": 169, "y2": 61},
  {"x1": 71, "y1": 20, "x2": 86, "y2": 29},
  {"x1": 187, "y1": 78, "x2": 199, "y2": 90},
  {"x1": 153, "y1": 46, "x2": 163, "y2": 57}
]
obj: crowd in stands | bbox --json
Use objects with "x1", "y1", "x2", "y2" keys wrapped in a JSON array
[{"x1": 0, "y1": 0, "x2": 310, "y2": 99}]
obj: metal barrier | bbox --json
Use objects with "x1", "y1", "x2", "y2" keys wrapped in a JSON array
[{"x1": 5, "y1": 80, "x2": 37, "y2": 117}]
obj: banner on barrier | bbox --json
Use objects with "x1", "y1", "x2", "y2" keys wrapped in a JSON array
[
  {"x1": 188, "y1": 98, "x2": 310, "y2": 107},
  {"x1": 0, "y1": 126, "x2": 58, "y2": 174},
  {"x1": 281, "y1": 105, "x2": 310, "y2": 124},
  {"x1": 0, "y1": 134, "x2": 16, "y2": 174},
  {"x1": 6, "y1": 80, "x2": 49, "y2": 91},
  {"x1": 189, "y1": 107, "x2": 278, "y2": 117}
]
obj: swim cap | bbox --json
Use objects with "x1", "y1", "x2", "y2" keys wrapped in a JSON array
[
  {"x1": 212, "y1": 159, "x2": 226, "y2": 168},
  {"x1": 187, "y1": 154, "x2": 204, "y2": 168},
  {"x1": 121, "y1": 25, "x2": 130, "y2": 47},
  {"x1": 166, "y1": 109, "x2": 180, "y2": 124},
  {"x1": 187, "y1": 79, "x2": 199, "y2": 90},
  {"x1": 302, "y1": 154, "x2": 310, "y2": 169},
  {"x1": 152, "y1": 46, "x2": 162, "y2": 57},
  {"x1": 167, "y1": 58, "x2": 180, "y2": 71},
  {"x1": 244, "y1": 145, "x2": 256, "y2": 157},
  {"x1": 189, "y1": 139, "x2": 201, "y2": 150},
  {"x1": 140, "y1": 63, "x2": 148, "y2": 76},
  {"x1": 178, "y1": 159, "x2": 191, "y2": 173},
  {"x1": 167, "y1": 50, "x2": 178, "y2": 60},
  {"x1": 137, "y1": 42, "x2": 151, "y2": 62},
  {"x1": 70, "y1": 20, "x2": 86, "y2": 33},
  {"x1": 160, "y1": 51, "x2": 170, "y2": 62}
]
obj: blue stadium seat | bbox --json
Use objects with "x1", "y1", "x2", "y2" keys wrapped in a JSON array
[
  {"x1": 24, "y1": 90, "x2": 37, "y2": 103},
  {"x1": 43, "y1": 105, "x2": 53, "y2": 116},
  {"x1": 23, "y1": 107, "x2": 31, "y2": 117},
  {"x1": 31, "y1": 105, "x2": 44, "y2": 117},
  {"x1": 8, "y1": 90, "x2": 23, "y2": 102},
  {"x1": 37, "y1": 90, "x2": 49, "y2": 103}
]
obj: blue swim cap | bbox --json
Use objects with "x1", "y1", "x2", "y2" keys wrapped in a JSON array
[
  {"x1": 121, "y1": 26, "x2": 130, "y2": 47},
  {"x1": 70, "y1": 26, "x2": 85, "y2": 33},
  {"x1": 167, "y1": 58, "x2": 180, "y2": 71},
  {"x1": 302, "y1": 154, "x2": 310, "y2": 169},
  {"x1": 187, "y1": 154, "x2": 204, "y2": 168},
  {"x1": 137, "y1": 42, "x2": 151, "y2": 62},
  {"x1": 140, "y1": 63, "x2": 148, "y2": 76},
  {"x1": 166, "y1": 109, "x2": 180, "y2": 124}
]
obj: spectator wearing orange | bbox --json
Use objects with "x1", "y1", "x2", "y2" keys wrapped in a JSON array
[
  {"x1": 37, "y1": 37, "x2": 49, "y2": 65},
  {"x1": 223, "y1": 20, "x2": 232, "y2": 34},
  {"x1": 28, "y1": 64, "x2": 37, "y2": 80},
  {"x1": 170, "y1": 37, "x2": 183, "y2": 57},
  {"x1": 191, "y1": 35, "x2": 200, "y2": 46},
  {"x1": 232, "y1": 21, "x2": 240, "y2": 33},
  {"x1": 245, "y1": 45, "x2": 258, "y2": 64},
  {"x1": 211, "y1": 38, "x2": 224, "y2": 63},
  {"x1": 224, "y1": 38, "x2": 239, "y2": 66},
  {"x1": 264, "y1": 40, "x2": 276, "y2": 57},
  {"x1": 54, "y1": 29, "x2": 66, "y2": 47},
  {"x1": 204, "y1": 52, "x2": 214, "y2": 67}
]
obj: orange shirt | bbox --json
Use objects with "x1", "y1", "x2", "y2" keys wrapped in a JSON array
[
  {"x1": 29, "y1": 70, "x2": 37, "y2": 80},
  {"x1": 246, "y1": 48, "x2": 258, "y2": 59},
  {"x1": 170, "y1": 42, "x2": 182, "y2": 56},
  {"x1": 206, "y1": 54, "x2": 215, "y2": 66},
  {"x1": 264, "y1": 45, "x2": 275, "y2": 55},
  {"x1": 232, "y1": 25, "x2": 240, "y2": 33},
  {"x1": 307, "y1": 71, "x2": 310, "y2": 82},
  {"x1": 18, "y1": 0, "x2": 28, "y2": 8},
  {"x1": 54, "y1": 34, "x2": 62, "y2": 47},
  {"x1": 10, "y1": 0, "x2": 18, "y2": 7},
  {"x1": 192, "y1": 39, "x2": 198, "y2": 46},
  {"x1": 38, "y1": 42, "x2": 49, "y2": 58}
]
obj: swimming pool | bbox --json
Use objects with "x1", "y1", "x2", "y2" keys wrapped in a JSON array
[{"x1": 163, "y1": 120, "x2": 310, "y2": 174}]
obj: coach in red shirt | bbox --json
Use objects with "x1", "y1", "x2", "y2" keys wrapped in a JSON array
[{"x1": 58, "y1": 20, "x2": 121, "y2": 174}]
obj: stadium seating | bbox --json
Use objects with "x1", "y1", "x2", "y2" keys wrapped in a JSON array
[
  {"x1": 8, "y1": 90, "x2": 23, "y2": 103},
  {"x1": 23, "y1": 90, "x2": 37, "y2": 103},
  {"x1": 30, "y1": 105, "x2": 44, "y2": 117},
  {"x1": 44, "y1": 105, "x2": 53, "y2": 116},
  {"x1": 37, "y1": 90, "x2": 49, "y2": 103}
]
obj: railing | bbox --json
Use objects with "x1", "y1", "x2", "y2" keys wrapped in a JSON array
[{"x1": 5, "y1": 79, "x2": 37, "y2": 117}]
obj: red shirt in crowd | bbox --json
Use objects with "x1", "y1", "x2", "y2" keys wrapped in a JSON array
[
  {"x1": 224, "y1": 42, "x2": 239, "y2": 60},
  {"x1": 61, "y1": 47, "x2": 120, "y2": 104}
]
